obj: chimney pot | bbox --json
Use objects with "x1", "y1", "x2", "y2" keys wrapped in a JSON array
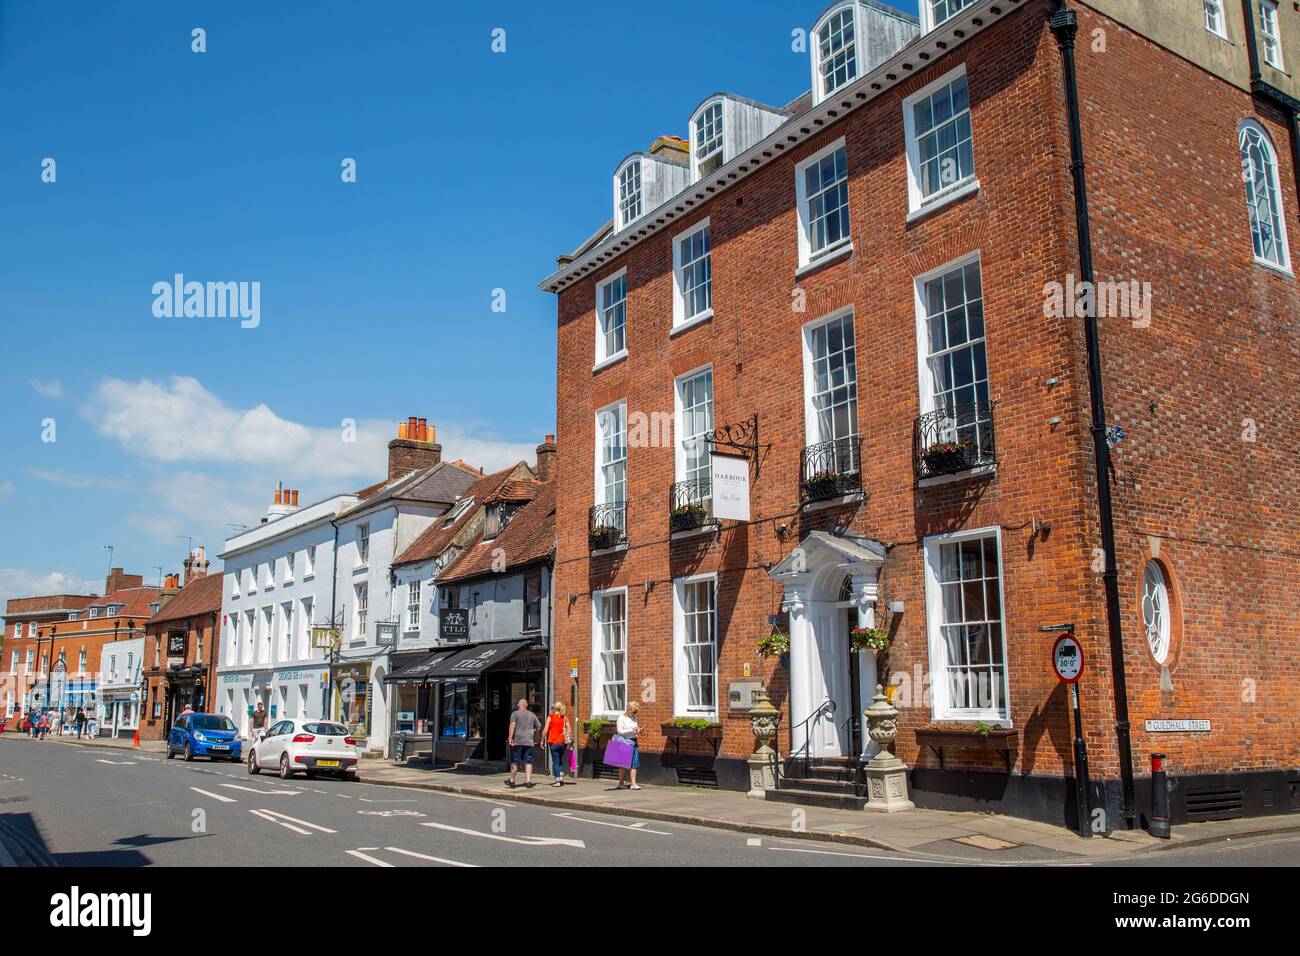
[{"x1": 399, "y1": 421, "x2": 409, "y2": 439}]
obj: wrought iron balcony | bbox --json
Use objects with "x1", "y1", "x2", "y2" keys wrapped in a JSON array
[
  {"x1": 669, "y1": 477, "x2": 714, "y2": 533},
  {"x1": 588, "y1": 501, "x2": 627, "y2": 551},
  {"x1": 913, "y1": 400, "x2": 997, "y2": 481},
  {"x1": 800, "y1": 435, "x2": 863, "y2": 503}
]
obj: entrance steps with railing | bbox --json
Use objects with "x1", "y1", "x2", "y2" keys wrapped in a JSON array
[{"x1": 765, "y1": 755, "x2": 867, "y2": 810}]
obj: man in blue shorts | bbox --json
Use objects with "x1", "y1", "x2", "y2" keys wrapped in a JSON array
[{"x1": 506, "y1": 698, "x2": 540, "y2": 789}]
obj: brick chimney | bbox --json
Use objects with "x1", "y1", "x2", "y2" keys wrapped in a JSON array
[
  {"x1": 156, "y1": 572, "x2": 182, "y2": 610},
  {"x1": 388, "y1": 416, "x2": 442, "y2": 481},
  {"x1": 534, "y1": 434, "x2": 557, "y2": 483},
  {"x1": 105, "y1": 567, "x2": 143, "y2": 593},
  {"x1": 182, "y1": 547, "x2": 210, "y2": 587},
  {"x1": 649, "y1": 134, "x2": 690, "y2": 165}
]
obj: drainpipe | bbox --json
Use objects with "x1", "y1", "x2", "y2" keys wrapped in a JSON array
[
  {"x1": 1048, "y1": 0, "x2": 1137, "y2": 831},
  {"x1": 327, "y1": 518, "x2": 341, "y2": 721},
  {"x1": 1241, "y1": 0, "x2": 1300, "y2": 227}
]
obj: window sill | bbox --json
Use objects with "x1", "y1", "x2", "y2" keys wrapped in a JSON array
[
  {"x1": 801, "y1": 492, "x2": 865, "y2": 512},
  {"x1": 590, "y1": 543, "x2": 629, "y2": 557},
  {"x1": 1254, "y1": 255, "x2": 1295, "y2": 279},
  {"x1": 592, "y1": 350, "x2": 628, "y2": 374},
  {"x1": 670, "y1": 523, "x2": 719, "y2": 541},
  {"x1": 917, "y1": 463, "x2": 996, "y2": 488},
  {"x1": 353, "y1": 564, "x2": 368, "y2": 575},
  {"x1": 795, "y1": 242, "x2": 854, "y2": 279},
  {"x1": 670, "y1": 309, "x2": 714, "y2": 337},
  {"x1": 906, "y1": 178, "x2": 981, "y2": 225}
]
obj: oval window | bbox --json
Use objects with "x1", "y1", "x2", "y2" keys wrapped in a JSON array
[{"x1": 1141, "y1": 560, "x2": 1171, "y2": 664}]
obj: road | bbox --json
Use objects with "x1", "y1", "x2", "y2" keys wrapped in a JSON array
[{"x1": 2, "y1": 738, "x2": 1297, "y2": 868}]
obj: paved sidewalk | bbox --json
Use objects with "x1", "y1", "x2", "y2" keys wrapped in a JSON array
[
  {"x1": 357, "y1": 758, "x2": 1300, "y2": 862},
  {"x1": 7, "y1": 731, "x2": 167, "y2": 754}
]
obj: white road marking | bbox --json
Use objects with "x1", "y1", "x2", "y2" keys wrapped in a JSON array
[
  {"x1": 250, "y1": 809, "x2": 312, "y2": 835},
  {"x1": 254, "y1": 808, "x2": 337, "y2": 833},
  {"x1": 95, "y1": 759, "x2": 135, "y2": 765},
  {"x1": 346, "y1": 849, "x2": 394, "y2": 867},
  {"x1": 420, "y1": 821, "x2": 585, "y2": 849},
  {"x1": 384, "y1": 846, "x2": 478, "y2": 868},
  {"x1": 358, "y1": 809, "x2": 426, "y2": 818},
  {"x1": 219, "y1": 784, "x2": 300, "y2": 796},
  {"x1": 190, "y1": 787, "x2": 238, "y2": 803},
  {"x1": 357, "y1": 797, "x2": 416, "y2": 804},
  {"x1": 747, "y1": 838, "x2": 762, "y2": 847},
  {"x1": 551, "y1": 812, "x2": 670, "y2": 835}
]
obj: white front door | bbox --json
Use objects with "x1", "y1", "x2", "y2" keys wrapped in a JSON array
[{"x1": 791, "y1": 602, "x2": 851, "y2": 758}]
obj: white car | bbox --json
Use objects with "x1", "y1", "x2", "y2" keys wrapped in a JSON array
[{"x1": 247, "y1": 718, "x2": 360, "y2": 781}]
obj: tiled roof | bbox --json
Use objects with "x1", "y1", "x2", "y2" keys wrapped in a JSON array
[
  {"x1": 487, "y1": 478, "x2": 538, "y2": 504},
  {"x1": 86, "y1": 586, "x2": 163, "y2": 619},
  {"x1": 148, "y1": 573, "x2": 224, "y2": 626},
  {"x1": 438, "y1": 482, "x2": 555, "y2": 583},
  {"x1": 391, "y1": 464, "x2": 527, "y2": 568},
  {"x1": 348, "y1": 461, "x2": 479, "y2": 514}
]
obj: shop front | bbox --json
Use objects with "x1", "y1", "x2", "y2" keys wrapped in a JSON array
[
  {"x1": 100, "y1": 686, "x2": 140, "y2": 737},
  {"x1": 394, "y1": 640, "x2": 548, "y2": 766},
  {"x1": 332, "y1": 661, "x2": 373, "y2": 740},
  {"x1": 383, "y1": 649, "x2": 461, "y2": 761}
]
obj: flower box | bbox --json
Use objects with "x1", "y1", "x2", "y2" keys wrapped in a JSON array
[
  {"x1": 921, "y1": 441, "x2": 974, "y2": 477},
  {"x1": 589, "y1": 526, "x2": 622, "y2": 550}
]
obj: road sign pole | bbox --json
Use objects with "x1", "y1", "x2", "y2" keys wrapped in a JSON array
[{"x1": 1071, "y1": 682, "x2": 1091, "y2": 838}]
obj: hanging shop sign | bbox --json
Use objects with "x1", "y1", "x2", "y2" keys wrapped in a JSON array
[
  {"x1": 710, "y1": 453, "x2": 751, "y2": 522},
  {"x1": 440, "y1": 608, "x2": 469, "y2": 641}
]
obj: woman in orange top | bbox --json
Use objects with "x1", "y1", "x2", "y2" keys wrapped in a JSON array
[{"x1": 540, "y1": 701, "x2": 572, "y2": 787}]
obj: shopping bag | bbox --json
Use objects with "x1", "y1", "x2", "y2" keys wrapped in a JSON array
[
  {"x1": 602, "y1": 734, "x2": 634, "y2": 769},
  {"x1": 568, "y1": 746, "x2": 577, "y2": 774}
]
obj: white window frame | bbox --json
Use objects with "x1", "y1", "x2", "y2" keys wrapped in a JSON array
[
  {"x1": 1141, "y1": 560, "x2": 1172, "y2": 665},
  {"x1": 407, "y1": 580, "x2": 421, "y2": 632},
  {"x1": 1240, "y1": 119, "x2": 1293, "y2": 273},
  {"x1": 304, "y1": 545, "x2": 316, "y2": 578},
  {"x1": 354, "y1": 583, "x2": 368, "y2": 640},
  {"x1": 671, "y1": 218, "x2": 713, "y2": 331},
  {"x1": 226, "y1": 614, "x2": 239, "y2": 666},
  {"x1": 279, "y1": 601, "x2": 294, "y2": 662},
  {"x1": 1204, "y1": 0, "x2": 1228, "y2": 39},
  {"x1": 801, "y1": 307, "x2": 859, "y2": 448},
  {"x1": 922, "y1": 526, "x2": 1010, "y2": 722},
  {"x1": 672, "y1": 573, "x2": 719, "y2": 719},
  {"x1": 594, "y1": 400, "x2": 628, "y2": 511},
  {"x1": 298, "y1": 597, "x2": 313, "y2": 660},
  {"x1": 795, "y1": 137, "x2": 853, "y2": 270},
  {"x1": 691, "y1": 99, "x2": 725, "y2": 181},
  {"x1": 9, "y1": 650, "x2": 16, "y2": 674},
  {"x1": 285, "y1": 549, "x2": 295, "y2": 583},
  {"x1": 591, "y1": 586, "x2": 628, "y2": 717},
  {"x1": 594, "y1": 268, "x2": 628, "y2": 368},
  {"x1": 919, "y1": 0, "x2": 978, "y2": 33},
  {"x1": 243, "y1": 609, "x2": 256, "y2": 665},
  {"x1": 913, "y1": 250, "x2": 989, "y2": 413},
  {"x1": 614, "y1": 158, "x2": 644, "y2": 231},
  {"x1": 260, "y1": 606, "x2": 273, "y2": 663},
  {"x1": 811, "y1": 4, "x2": 858, "y2": 105},
  {"x1": 903, "y1": 64, "x2": 978, "y2": 218},
  {"x1": 674, "y1": 365, "x2": 715, "y2": 495},
  {"x1": 356, "y1": 523, "x2": 370, "y2": 567},
  {"x1": 1261, "y1": 0, "x2": 1284, "y2": 70}
]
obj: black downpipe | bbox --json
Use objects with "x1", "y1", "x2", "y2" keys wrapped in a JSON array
[{"x1": 1048, "y1": 0, "x2": 1137, "y2": 831}]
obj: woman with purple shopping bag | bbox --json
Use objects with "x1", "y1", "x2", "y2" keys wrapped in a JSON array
[{"x1": 614, "y1": 701, "x2": 642, "y2": 790}]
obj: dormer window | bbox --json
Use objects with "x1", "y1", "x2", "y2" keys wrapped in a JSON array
[
  {"x1": 484, "y1": 503, "x2": 520, "y2": 541},
  {"x1": 616, "y1": 160, "x2": 643, "y2": 230},
  {"x1": 693, "y1": 101, "x2": 724, "y2": 179},
  {"x1": 922, "y1": 0, "x2": 977, "y2": 32},
  {"x1": 89, "y1": 607, "x2": 100, "y2": 619},
  {"x1": 814, "y1": 6, "x2": 857, "y2": 102}
]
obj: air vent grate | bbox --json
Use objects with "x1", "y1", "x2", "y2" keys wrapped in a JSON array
[
  {"x1": 1186, "y1": 786, "x2": 1244, "y2": 821},
  {"x1": 675, "y1": 766, "x2": 719, "y2": 788}
]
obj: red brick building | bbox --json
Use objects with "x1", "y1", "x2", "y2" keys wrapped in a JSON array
[
  {"x1": 541, "y1": 0, "x2": 1300, "y2": 830},
  {"x1": 140, "y1": 550, "x2": 223, "y2": 741},
  {"x1": 2, "y1": 593, "x2": 97, "y2": 726}
]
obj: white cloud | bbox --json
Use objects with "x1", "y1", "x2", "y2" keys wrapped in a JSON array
[
  {"x1": 0, "y1": 568, "x2": 102, "y2": 612},
  {"x1": 26, "y1": 468, "x2": 130, "y2": 491},
  {"x1": 29, "y1": 378, "x2": 63, "y2": 398}
]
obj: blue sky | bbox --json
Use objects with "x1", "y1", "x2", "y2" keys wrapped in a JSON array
[{"x1": 0, "y1": 0, "x2": 921, "y2": 606}]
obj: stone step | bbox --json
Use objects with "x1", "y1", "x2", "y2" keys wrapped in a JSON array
[
  {"x1": 785, "y1": 776, "x2": 863, "y2": 795},
  {"x1": 764, "y1": 787, "x2": 868, "y2": 811}
]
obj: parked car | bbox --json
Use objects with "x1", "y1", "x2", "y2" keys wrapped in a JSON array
[
  {"x1": 247, "y1": 718, "x2": 360, "y2": 780},
  {"x1": 167, "y1": 713, "x2": 242, "y2": 762}
]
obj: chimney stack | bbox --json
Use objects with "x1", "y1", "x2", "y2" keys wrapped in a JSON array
[
  {"x1": 387, "y1": 416, "x2": 442, "y2": 481},
  {"x1": 182, "y1": 546, "x2": 210, "y2": 587},
  {"x1": 266, "y1": 481, "x2": 300, "y2": 521},
  {"x1": 105, "y1": 567, "x2": 144, "y2": 594},
  {"x1": 535, "y1": 434, "x2": 557, "y2": 483}
]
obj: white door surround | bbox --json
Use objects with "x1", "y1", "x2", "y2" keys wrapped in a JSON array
[{"x1": 769, "y1": 531, "x2": 886, "y2": 761}]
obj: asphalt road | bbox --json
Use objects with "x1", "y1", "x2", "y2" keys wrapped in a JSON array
[{"x1": 2, "y1": 738, "x2": 1297, "y2": 868}]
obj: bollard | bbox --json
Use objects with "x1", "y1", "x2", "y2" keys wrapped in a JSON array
[{"x1": 1149, "y1": 752, "x2": 1170, "y2": 839}]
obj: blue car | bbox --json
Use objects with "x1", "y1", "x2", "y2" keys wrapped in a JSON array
[{"x1": 167, "y1": 712, "x2": 243, "y2": 762}]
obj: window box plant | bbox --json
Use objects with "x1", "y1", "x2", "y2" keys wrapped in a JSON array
[
  {"x1": 582, "y1": 716, "x2": 616, "y2": 743},
  {"x1": 589, "y1": 524, "x2": 622, "y2": 550},
  {"x1": 802, "y1": 470, "x2": 844, "y2": 501},
  {"x1": 660, "y1": 717, "x2": 723, "y2": 740},
  {"x1": 849, "y1": 625, "x2": 889, "y2": 655},
  {"x1": 669, "y1": 502, "x2": 711, "y2": 533},
  {"x1": 921, "y1": 439, "x2": 974, "y2": 476},
  {"x1": 914, "y1": 723, "x2": 1019, "y2": 771},
  {"x1": 756, "y1": 629, "x2": 790, "y2": 659}
]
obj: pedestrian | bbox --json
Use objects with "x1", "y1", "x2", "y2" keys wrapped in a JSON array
[
  {"x1": 505, "y1": 697, "x2": 540, "y2": 789},
  {"x1": 181, "y1": 703, "x2": 194, "y2": 716},
  {"x1": 36, "y1": 711, "x2": 49, "y2": 740},
  {"x1": 540, "y1": 701, "x2": 572, "y2": 787},
  {"x1": 75, "y1": 707, "x2": 87, "y2": 739},
  {"x1": 615, "y1": 701, "x2": 643, "y2": 791},
  {"x1": 248, "y1": 701, "x2": 268, "y2": 742}
]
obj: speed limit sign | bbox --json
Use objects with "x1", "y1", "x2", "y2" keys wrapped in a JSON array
[{"x1": 1052, "y1": 634, "x2": 1084, "y2": 683}]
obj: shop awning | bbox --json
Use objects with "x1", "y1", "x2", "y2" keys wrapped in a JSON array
[
  {"x1": 424, "y1": 640, "x2": 537, "y2": 681},
  {"x1": 384, "y1": 648, "x2": 462, "y2": 683}
]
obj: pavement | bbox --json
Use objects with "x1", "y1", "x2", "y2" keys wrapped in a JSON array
[{"x1": 13, "y1": 729, "x2": 1300, "y2": 864}]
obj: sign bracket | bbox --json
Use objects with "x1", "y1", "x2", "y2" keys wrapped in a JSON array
[{"x1": 706, "y1": 414, "x2": 770, "y2": 478}]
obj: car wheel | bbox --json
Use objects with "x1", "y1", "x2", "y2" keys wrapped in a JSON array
[
  {"x1": 183, "y1": 743, "x2": 194, "y2": 762},
  {"x1": 278, "y1": 754, "x2": 292, "y2": 779},
  {"x1": 247, "y1": 750, "x2": 259, "y2": 775},
  {"x1": 165, "y1": 746, "x2": 175, "y2": 760}
]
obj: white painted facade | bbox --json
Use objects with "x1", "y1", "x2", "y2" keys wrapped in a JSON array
[
  {"x1": 215, "y1": 492, "x2": 358, "y2": 737},
  {"x1": 98, "y1": 637, "x2": 143, "y2": 737}
]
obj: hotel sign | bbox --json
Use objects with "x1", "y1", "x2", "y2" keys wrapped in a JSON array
[{"x1": 710, "y1": 453, "x2": 750, "y2": 522}]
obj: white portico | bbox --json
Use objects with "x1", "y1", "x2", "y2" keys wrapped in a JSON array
[{"x1": 769, "y1": 531, "x2": 887, "y2": 762}]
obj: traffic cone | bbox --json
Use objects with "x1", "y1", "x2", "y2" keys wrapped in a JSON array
[{"x1": 132, "y1": 729, "x2": 140, "y2": 749}]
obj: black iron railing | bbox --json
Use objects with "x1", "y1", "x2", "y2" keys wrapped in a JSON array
[
  {"x1": 668, "y1": 477, "x2": 714, "y2": 533},
  {"x1": 800, "y1": 435, "x2": 863, "y2": 503},
  {"x1": 913, "y1": 400, "x2": 996, "y2": 481},
  {"x1": 588, "y1": 501, "x2": 626, "y2": 551}
]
